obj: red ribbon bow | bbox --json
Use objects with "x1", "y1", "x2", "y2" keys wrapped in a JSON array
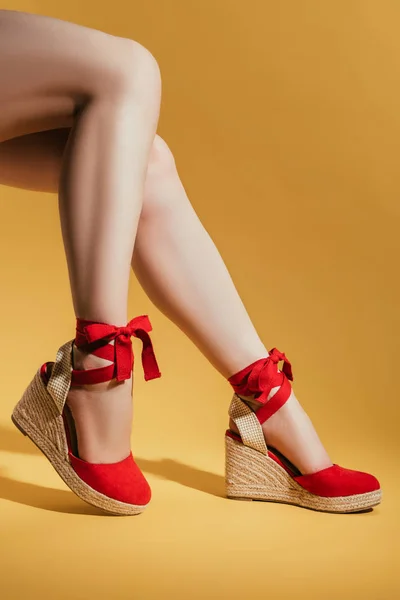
[
  {"x1": 229, "y1": 348, "x2": 293, "y2": 404},
  {"x1": 252, "y1": 348, "x2": 293, "y2": 404},
  {"x1": 81, "y1": 315, "x2": 161, "y2": 382}
]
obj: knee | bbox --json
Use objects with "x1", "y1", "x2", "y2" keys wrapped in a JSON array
[
  {"x1": 94, "y1": 37, "x2": 161, "y2": 103},
  {"x1": 141, "y1": 134, "x2": 187, "y2": 217},
  {"x1": 148, "y1": 134, "x2": 176, "y2": 174},
  {"x1": 120, "y1": 39, "x2": 161, "y2": 97}
]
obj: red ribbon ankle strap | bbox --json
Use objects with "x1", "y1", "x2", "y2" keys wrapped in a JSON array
[
  {"x1": 76, "y1": 315, "x2": 161, "y2": 382},
  {"x1": 254, "y1": 348, "x2": 293, "y2": 403},
  {"x1": 228, "y1": 348, "x2": 293, "y2": 405}
]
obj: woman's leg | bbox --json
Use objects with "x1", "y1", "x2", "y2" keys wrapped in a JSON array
[
  {"x1": 133, "y1": 137, "x2": 333, "y2": 475},
  {"x1": 0, "y1": 9, "x2": 161, "y2": 463},
  {"x1": 0, "y1": 126, "x2": 331, "y2": 474},
  {"x1": 0, "y1": 128, "x2": 268, "y2": 375},
  {"x1": 0, "y1": 127, "x2": 73, "y2": 192}
]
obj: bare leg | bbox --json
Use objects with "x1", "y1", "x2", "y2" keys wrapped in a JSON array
[
  {"x1": 133, "y1": 137, "x2": 333, "y2": 475},
  {"x1": 0, "y1": 125, "x2": 331, "y2": 474},
  {"x1": 0, "y1": 129, "x2": 266, "y2": 375},
  {"x1": 0, "y1": 9, "x2": 161, "y2": 463}
]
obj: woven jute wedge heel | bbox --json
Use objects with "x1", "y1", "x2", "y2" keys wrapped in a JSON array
[
  {"x1": 225, "y1": 349, "x2": 382, "y2": 513},
  {"x1": 12, "y1": 314, "x2": 161, "y2": 516}
]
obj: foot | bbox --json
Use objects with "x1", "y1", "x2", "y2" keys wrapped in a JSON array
[
  {"x1": 230, "y1": 385, "x2": 333, "y2": 475},
  {"x1": 65, "y1": 340, "x2": 133, "y2": 464}
]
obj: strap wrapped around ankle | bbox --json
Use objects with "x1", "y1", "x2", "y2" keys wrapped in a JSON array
[
  {"x1": 228, "y1": 348, "x2": 293, "y2": 424},
  {"x1": 72, "y1": 315, "x2": 161, "y2": 385}
]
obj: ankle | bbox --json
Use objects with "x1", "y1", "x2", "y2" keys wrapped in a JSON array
[
  {"x1": 71, "y1": 341, "x2": 133, "y2": 393},
  {"x1": 72, "y1": 341, "x2": 114, "y2": 370}
]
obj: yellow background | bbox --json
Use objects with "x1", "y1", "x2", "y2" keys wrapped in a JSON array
[{"x1": 0, "y1": 1, "x2": 399, "y2": 598}]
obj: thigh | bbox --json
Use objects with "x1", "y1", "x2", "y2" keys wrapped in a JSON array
[
  {"x1": 0, "y1": 128, "x2": 166, "y2": 194},
  {"x1": 0, "y1": 127, "x2": 70, "y2": 192},
  {"x1": 0, "y1": 8, "x2": 132, "y2": 142}
]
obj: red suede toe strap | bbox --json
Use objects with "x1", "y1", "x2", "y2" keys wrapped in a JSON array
[
  {"x1": 294, "y1": 464, "x2": 380, "y2": 497},
  {"x1": 69, "y1": 451, "x2": 151, "y2": 506}
]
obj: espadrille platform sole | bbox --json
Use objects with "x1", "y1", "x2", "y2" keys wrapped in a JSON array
[
  {"x1": 11, "y1": 365, "x2": 146, "y2": 516},
  {"x1": 225, "y1": 435, "x2": 382, "y2": 513},
  {"x1": 11, "y1": 315, "x2": 162, "y2": 516},
  {"x1": 226, "y1": 349, "x2": 382, "y2": 513}
]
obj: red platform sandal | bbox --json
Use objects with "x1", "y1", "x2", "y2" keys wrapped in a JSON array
[
  {"x1": 226, "y1": 349, "x2": 382, "y2": 512},
  {"x1": 11, "y1": 314, "x2": 161, "y2": 516}
]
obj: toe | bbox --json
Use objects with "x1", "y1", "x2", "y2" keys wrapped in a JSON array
[{"x1": 294, "y1": 464, "x2": 380, "y2": 497}]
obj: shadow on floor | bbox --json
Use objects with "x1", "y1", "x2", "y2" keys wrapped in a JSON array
[
  {"x1": 136, "y1": 457, "x2": 225, "y2": 498},
  {"x1": 0, "y1": 472, "x2": 103, "y2": 515},
  {"x1": 0, "y1": 424, "x2": 225, "y2": 515},
  {"x1": 0, "y1": 424, "x2": 374, "y2": 517}
]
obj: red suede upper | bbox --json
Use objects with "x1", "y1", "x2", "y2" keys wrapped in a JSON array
[
  {"x1": 68, "y1": 450, "x2": 151, "y2": 506},
  {"x1": 293, "y1": 464, "x2": 380, "y2": 497}
]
